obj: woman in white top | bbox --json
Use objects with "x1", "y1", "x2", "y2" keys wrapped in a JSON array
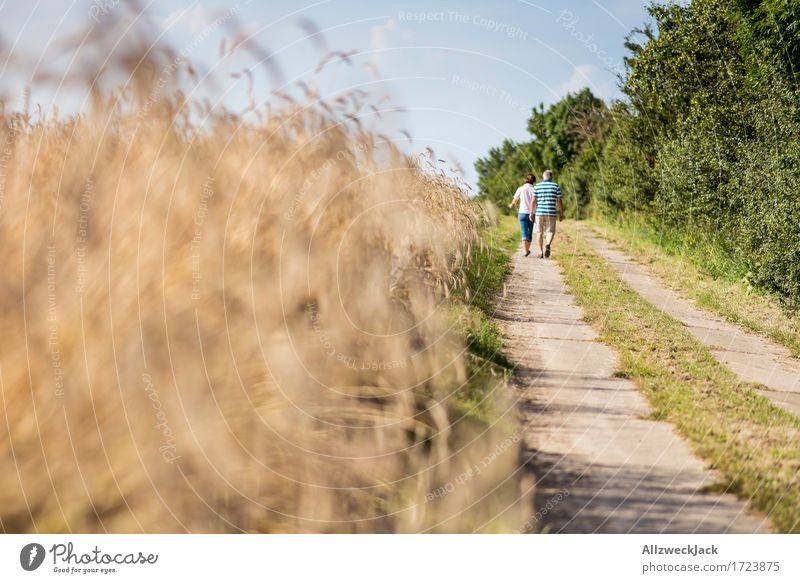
[{"x1": 508, "y1": 173, "x2": 536, "y2": 257}]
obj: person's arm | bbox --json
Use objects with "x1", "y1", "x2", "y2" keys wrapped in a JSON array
[
  {"x1": 557, "y1": 185, "x2": 564, "y2": 220},
  {"x1": 530, "y1": 193, "x2": 537, "y2": 216},
  {"x1": 508, "y1": 190, "x2": 519, "y2": 209}
]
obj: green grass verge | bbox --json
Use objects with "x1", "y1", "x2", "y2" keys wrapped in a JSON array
[
  {"x1": 595, "y1": 214, "x2": 747, "y2": 282},
  {"x1": 591, "y1": 217, "x2": 800, "y2": 358},
  {"x1": 556, "y1": 222, "x2": 800, "y2": 533},
  {"x1": 449, "y1": 214, "x2": 519, "y2": 418}
]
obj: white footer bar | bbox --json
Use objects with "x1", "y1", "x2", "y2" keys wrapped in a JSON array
[{"x1": 1, "y1": 534, "x2": 795, "y2": 582}]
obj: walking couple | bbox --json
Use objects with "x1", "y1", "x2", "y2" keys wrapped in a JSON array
[{"x1": 508, "y1": 170, "x2": 564, "y2": 258}]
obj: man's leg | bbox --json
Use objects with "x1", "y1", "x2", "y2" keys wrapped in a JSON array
[
  {"x1": 544, "y1": 217, "x2": 556, "y2": 257},
  {"x1": 534, "y1": 216, "x2": 544, "y2": 257}
]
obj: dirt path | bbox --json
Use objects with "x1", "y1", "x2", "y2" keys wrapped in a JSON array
[
  {"x1": 496, "y1": 247, "x2": 769, "y2": 533},
  {"x1": 582, "y1": 227, "x2": 800, "y2": 418}
]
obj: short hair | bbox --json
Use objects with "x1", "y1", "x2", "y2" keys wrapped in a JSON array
[
  {"x1": 524, "y1": 173, "x2": 536, "y2": 184},
  {"x1": 543, "y1": 169, "x2": 553, "y2": 180}
]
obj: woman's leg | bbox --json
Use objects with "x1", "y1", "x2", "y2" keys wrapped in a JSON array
[{"x1": 519, "y1": 213, "x2": 532, "y2": 254}]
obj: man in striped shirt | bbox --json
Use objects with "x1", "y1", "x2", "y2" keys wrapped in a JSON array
[{"x1": 531, "y1": 169, "x2": 564, "y2": 258}]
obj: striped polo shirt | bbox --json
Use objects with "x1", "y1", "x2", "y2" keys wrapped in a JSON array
[{"x1": 532, "y1": 180, "x2": 562, "y2": 216}]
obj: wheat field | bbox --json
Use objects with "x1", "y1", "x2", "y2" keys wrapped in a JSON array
[{"x1": 0, "y1": 12, "x2": 520, "y2": 533}]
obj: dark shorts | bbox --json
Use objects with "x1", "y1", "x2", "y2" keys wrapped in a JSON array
[{"x1": 518, "y1": 213, "x2": 533, "y2": 241}]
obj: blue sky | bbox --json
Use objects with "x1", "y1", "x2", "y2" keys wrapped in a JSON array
[{"x1": 0, "y1": 0, "x2": 652, "y2": 189}]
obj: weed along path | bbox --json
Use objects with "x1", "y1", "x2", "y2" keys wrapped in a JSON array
[
  {"x1": 582, "y1": 228, "x2": 800, "y2": 419},
  {"x1": 495, "y1": 248, "x2": 769, "y2": 533}
]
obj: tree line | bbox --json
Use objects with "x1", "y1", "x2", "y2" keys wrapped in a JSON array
[{"x1": 475, "y1": 0, "x2": 800, "y2": 305}]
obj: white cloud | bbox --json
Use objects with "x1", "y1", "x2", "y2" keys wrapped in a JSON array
[{"x1": 557, "y1": 64, "x2": 614, "y2": 100}]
